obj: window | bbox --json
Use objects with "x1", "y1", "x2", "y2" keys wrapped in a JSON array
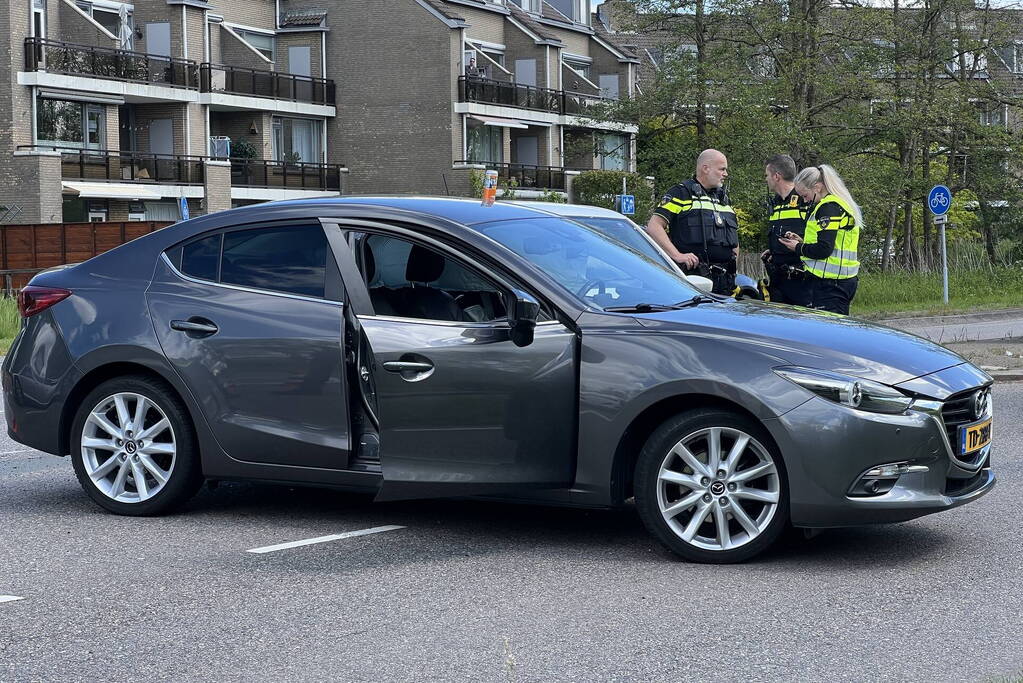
[
  {"x1": 949, "y1": 39, "x2": 987, "y2": 75},
  {"x1": 237, "y1": 29, "x2": 275, "y2": 62},
  {"x1": 466, "y1": 121, "x2": 502, "y2": 163},
  {"x1": 36, "y1": 99, "x2": 105, "y2": 149},
  {"x1": 180, "y1": 234, "x2": 221, "y2": 281},
  {"x1": 547, "y1": 0, "x2": 587, "y2": 23},
  {"x1": 271, "y1": 117, "x2": 322, "y2": 162},
  {"x1": 509, "y1": 0, "x2": 541, "y2": 12},
  {"x1": 598, "y1": 74, "x2": 619, "y2": 99},
  {"x1": 357, "y1": 234, "x2": 508, "y2": 322},
  {"x1": 598, "y1": 133, "x2": 627, "y2": 171},
  {"x1": 75, "y1": 2, "x2": 132, "y2": 47},
  {"x1": 995, "y1": 43, "x2": 1021, "y2": 73},
  {"x1": 563, "y1": 57, "x2": 591, "y2": 79},
  {"x1": 220, "y1": 225, "x2": 327, "y2": 297},
  {"x1": 172, "y1": 226, "x2": 328, "y2": 297},
  {"x1": 978, "y1": 103, "x2": 1006, "y2": 127}
]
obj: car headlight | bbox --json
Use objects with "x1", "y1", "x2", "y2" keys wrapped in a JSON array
[{"x1": 774, "y1": 366, "x2": 913, "y2": 414}]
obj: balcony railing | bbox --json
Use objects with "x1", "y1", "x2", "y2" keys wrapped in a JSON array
[
  {"x1": 24, "y1": 38, "x2": 199, "y2": 89},
  {"x1": 455, "y1": 161, "x2": 572, "y2": 191},
  {"x1": 201, "y1": 64, "x2": 336, "y2": 106},
  {"x1": 23, "y1": 146, "x2": 343, "y2": 191},
  {"x1": 458, "y1": 76, "x2": 611, "y2": 117},
  {"x1": 22, "y1": 147, "x2": 207, "y2": 184},
  {"x1": 228, "y1": 158, "x2": 343, "y2": 191}
]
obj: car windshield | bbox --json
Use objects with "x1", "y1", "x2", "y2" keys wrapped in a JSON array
[
  {"x1": 565, "y1": 216, "x2": 669, "y2": 265},
  {"x1": 476, "y1": 217, "x2": 702, "y2": 309}
]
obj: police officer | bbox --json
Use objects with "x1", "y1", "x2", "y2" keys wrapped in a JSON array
[
  {"x1": 761, "y1": 154, "x2": 811, "y2": 306},
  {"x1": 778, "y1": 164, "x2": 861, "y2": 315},
  {"x1": 644, "y1": 149, "x2": 739, "y2": 294}
]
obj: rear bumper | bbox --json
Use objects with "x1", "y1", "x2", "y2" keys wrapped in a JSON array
[
  {"x1": 766, "y1": 392, "x2": 995, "y2": 528},
  {"x1": 2, "y1": 312, "x2": 79, "y2": 456}
]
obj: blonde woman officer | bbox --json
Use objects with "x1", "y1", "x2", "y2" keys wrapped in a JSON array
[{"x1": 778, "y1": 165, "x2": 861, "y2": 314}]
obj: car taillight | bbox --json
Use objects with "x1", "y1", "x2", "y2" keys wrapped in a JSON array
[{"x1": 17, "y1": 286, "x2": 72, "y2": 318}]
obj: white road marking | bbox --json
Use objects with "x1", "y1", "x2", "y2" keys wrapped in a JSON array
[
  {"x1": 0, "y1": 449, "x2": 37, "y2": 456},
  {"x1": 246, "y1": 525, "x2": 406, "y2": 554},
  {"x1": 0, "y1": 596, "x2": 24, "y2": 604}
]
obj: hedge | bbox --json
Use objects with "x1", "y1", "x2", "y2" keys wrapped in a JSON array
[{"x1": 572, "y1": 170, "x2": 656, "y2": 224}]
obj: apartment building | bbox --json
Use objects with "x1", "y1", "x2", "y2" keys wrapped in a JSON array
[
  {"x1": 331, "y1": 0, "x2": 640, "y2": 197},
  {"x1": 0, "y1": 0, "x2": 641, "y2": 224},
  {"x1": 0, "y1": 0, "x2": 341, "y2": 223}
]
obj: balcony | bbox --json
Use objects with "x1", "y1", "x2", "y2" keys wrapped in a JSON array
[
  {"x1": 458, "y1": 76, "x2": 611, "y2": 117},
  {"x1": 455, "y1": 161, "x2": 572, "y2": 191},
  {"x1": 201, "y1": 64, "x2": 336, "y2": 106},
  {"x1": 24, "y1": 38, "x2": 199, "y2": 89},
  {"x1": 228, "y1": 158, "x2": 343, "y2": 191},
  {"x1": 22, "y1": 147, "x2": 207, "y2": 185}
]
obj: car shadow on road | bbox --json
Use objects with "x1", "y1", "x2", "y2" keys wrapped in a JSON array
[{"x1": 192, "y1": 482, "x2": 957, "y2": 572}]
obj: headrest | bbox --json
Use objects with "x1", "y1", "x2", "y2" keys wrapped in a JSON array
[{"x1": 405, "y1": 245, "x2": 446, "y2": 283}]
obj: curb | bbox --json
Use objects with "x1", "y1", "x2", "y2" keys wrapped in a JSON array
[{"x1": 991, "y1": 374, "x2": 1023, "y2": 383}]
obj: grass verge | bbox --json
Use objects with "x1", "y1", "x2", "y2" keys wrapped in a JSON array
[
  {"x1": 0, "y1": 297, "x2": 19, "y2": 355},
  {"x1": 851, "y1": 266, "x2": 1023, "y2": 318}
]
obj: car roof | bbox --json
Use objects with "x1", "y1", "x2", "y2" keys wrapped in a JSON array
[
  {"x1": 238, "y1": 195, "x2": 556, "y2": 226},
  {"x1": 500, "y1": 201, "x2": 634, "y2": 220}
]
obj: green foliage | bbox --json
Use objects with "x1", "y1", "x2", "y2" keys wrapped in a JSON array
[
  {"x1": 537, "y1": 189, "x2": 567, "y2": 203},
  {"x1": 499, "y1": 176, "x2": 518, "y2": 199},
  {"x1": 469, "y1": 169, "x2": 484, "y2": 198},
  {"x1": 0, "y1": 296, "x2": 19, "y2": 354},
  {"x1": 572, "y1": 170, "x2": 655, "y2": 224},
  {"x1": 852, "y1": 264, "x2": 1023, "y2": 317},
  {"x1": 231, "y1": 138, "x2": 258, "y2": 160}
]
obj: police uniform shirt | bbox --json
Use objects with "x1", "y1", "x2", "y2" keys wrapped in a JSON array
[
  {"x1": 796, "y1": 201, "x2": 852, "y2": 261},
  {"x1": 768, "y1": 189, "x2": 807, "y2": 268},
  {"x1": 653, "y1": 179, "x2": 738, "y2": 264}
]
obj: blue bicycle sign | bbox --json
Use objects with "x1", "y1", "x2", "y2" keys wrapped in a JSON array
[{"x1": 927, "y1": 185, "x2": 952, "y2": 216}]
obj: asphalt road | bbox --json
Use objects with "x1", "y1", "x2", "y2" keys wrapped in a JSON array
[
  {"x1": 880, "y1": 308, "x2": 1023, "y2": 343},
  {"x1": 1, "y1": 385, "x2": 1021, "y2": 682}
]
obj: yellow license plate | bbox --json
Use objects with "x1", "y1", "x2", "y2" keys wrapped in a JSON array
[{"x1": 959, "y1": 418, "x2": 992, "y2": 455}]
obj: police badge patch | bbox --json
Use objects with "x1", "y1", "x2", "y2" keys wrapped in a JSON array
[
  {"x1": 818, "y1": 216, "x2": 831, "y2": 229},
  {"x1": 661, "y1": 194, "x2": 673, "y2": 204},
  {"x1": 789, "y1": 196, "x2": 799, "y2": 207}
]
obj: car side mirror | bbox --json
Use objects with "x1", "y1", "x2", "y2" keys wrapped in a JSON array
[{"x1": 509, "y1": 288, "x2": 541, "y2": 347}]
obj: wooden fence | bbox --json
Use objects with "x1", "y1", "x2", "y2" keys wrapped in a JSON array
[{"x1": 0, "y1": 221, "x2": 173, "y2": 292}]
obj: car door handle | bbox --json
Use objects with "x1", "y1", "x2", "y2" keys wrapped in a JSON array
[
  {"x1": 170, "y1": 318, "x2": 219, "y2": 337},
  {"x1": 382, "y1": 361, "x2": 433, "y2": 373}
]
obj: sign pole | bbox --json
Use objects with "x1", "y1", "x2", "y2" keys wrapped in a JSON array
[
  {"x1": 927, "y1": 184, "x2": 952, "y2": 305},
  {"x1": 940, "y1": 221, "x2": 949, "y2": 305}
]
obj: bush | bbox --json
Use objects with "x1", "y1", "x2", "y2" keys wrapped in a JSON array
[{"x1": 572, "y1": 170, "x2": 654, "y2": 224}]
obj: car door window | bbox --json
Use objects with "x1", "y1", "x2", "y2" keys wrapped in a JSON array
[
  {"x1": 220, "y1": 225, "x2": 328, "y2": 298},
  {"x1": 357, "y1": 234, "x2": 508, "y2": 322}
]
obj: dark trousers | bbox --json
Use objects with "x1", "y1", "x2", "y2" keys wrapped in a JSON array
[
  {"x1": 767, "y1": 269, "x2": 813, "y2": 307},
  {"x1": 684, "y1": 262, "x2": 735, "y2": 295},
  {"x1": 808, "y1": 274, "x2": 858, "y2": 315}
]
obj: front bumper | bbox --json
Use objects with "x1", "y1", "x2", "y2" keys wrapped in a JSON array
[{"x1": 766, "y1": 388, "x2": 995, "y2": 528}]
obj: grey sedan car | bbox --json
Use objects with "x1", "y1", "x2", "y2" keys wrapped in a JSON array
[{"x1": 3, "y1": 198, "x2": 994, "y2": 563}]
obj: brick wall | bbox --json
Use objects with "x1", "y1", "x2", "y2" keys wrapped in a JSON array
[
  {"x1": 131, "y1": 103, "x2": 188, "y2": 155},
  {"x1": 131, "y1": 0, "x2": 177, "y2": 56},
  {"x1": 5, "y1": 152, "x2": 64, "y2": 223},
  {"x1": 276, "y1": 32, "x2": 322, "y2": 77},
  {"x1": 330, "y1": 0, "x2": 455, "y2": 195},
  {"x1": 210, "y1": 111, "x2": 272, "y2": 158},
  {"x1": 216, "y1": 0, "x2": 275, "y2": 33},
  {"x1": 588, "y1": 38, "x2": 627, "y2": 98},
  {"x1": 219, "y1": 25, "x2": 273, "y2": 71},
  {"x1": 555, "y1": 29, "x2": 589, "y2": 56},
  {"x1": 504, "y1": 20, "x2": 547, "y2": 87},
  {"x1": 459, "y1": 6, "x2": 507, "y2": 44},
  {"x1": 57, "y1": 3, "x2": 118, "y2": 48}
]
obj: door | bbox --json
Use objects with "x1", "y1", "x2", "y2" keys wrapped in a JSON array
[
  {"x1": 147, "y1": 222, "x2": 351, "y2": 469},
  {"x1": 149, "y1": 119, "x2": 174, "y2": 155},
  {"x1": 515, "y1": 136, "x2": 539, "y2": 166},
  {"x1": 146, "y1": 22, "x2": 171, "y2": 56},
  {"x1": 514, "y1": 59, "x2": 536, "y2": 87},
  {"x1": 332, "y1": 226, "x2": 578, "y2": 501}
]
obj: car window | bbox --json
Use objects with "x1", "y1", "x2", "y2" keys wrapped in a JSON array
[
  {"x1": 180, "y1": 233, "x2": 221, "y2": 281},
  {"x1": 356, "y1": 234, "x2": 508, "y2": 323},
  {"x1": 567, "y1": 216, "x2": 669, "y2": 265},
  {"x1": 476, "y1": 217, "x2": 701, "y2": 309},
  {"x1": 220, "y1": 225, "x2": 327, "y2": 298}
]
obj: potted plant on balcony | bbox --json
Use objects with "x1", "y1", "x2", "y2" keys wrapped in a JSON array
[{"x1": 231, "y1": 138, "x2": 259, "y2": 185}]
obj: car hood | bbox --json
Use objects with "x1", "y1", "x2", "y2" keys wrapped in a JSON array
[{"x1": 630, "y1": 301, "x2": 968, "y2": 387}]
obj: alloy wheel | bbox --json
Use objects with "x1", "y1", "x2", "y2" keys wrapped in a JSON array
[
  {"x1": 80, "y1": 392, "x2": 177, "y2": 503},
  {"x1": 655, "y1": 426, "x2": 780, "y2": 552}
]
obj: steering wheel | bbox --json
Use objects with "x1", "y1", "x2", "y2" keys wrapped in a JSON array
[{"x1": 576, "y1": 279, "x2": 607, "y2": 298}]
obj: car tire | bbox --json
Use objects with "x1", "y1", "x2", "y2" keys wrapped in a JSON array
[
  {"x1": 70, "y1": 375, "x2": 203, "y2": 516},
  {"x1": 634, "y1": 409, "x2": 789, "y2": 563}
]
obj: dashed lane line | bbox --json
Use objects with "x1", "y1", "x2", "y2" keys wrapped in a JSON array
[
  {"x1": 0, "y1": 596, "x2": 24, "y2": 604},
  {"x1": 246, "y1": 525, "x2": 406, "y2": 554}
]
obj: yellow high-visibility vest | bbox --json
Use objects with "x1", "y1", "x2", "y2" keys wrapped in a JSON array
[{"x1": 802, "y1": 194, "x2": 860, "y2": 279}]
